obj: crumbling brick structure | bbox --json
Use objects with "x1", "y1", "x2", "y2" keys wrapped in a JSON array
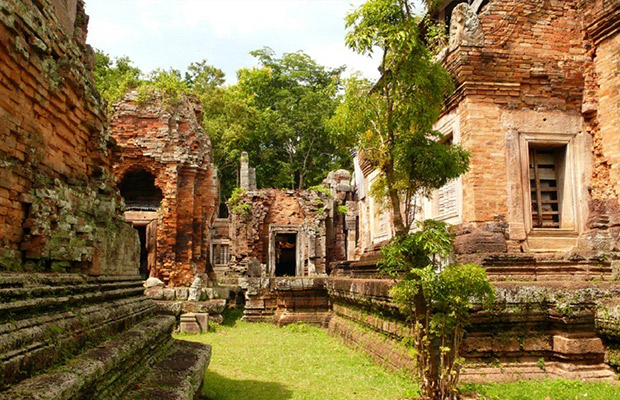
[
  {"x1": 110, "y1": 91, "x2": 219, "y2": 287},
  {"x1": 331, "y1": 0, "x2": 620, "y2": 382},
  {"x1": 0, "y1": 1, "x2": 210, "y2": 398},
  {"x1": 226, "y1": 153, "x2": 353, "y2": 323},
  {"x1": 0, "y1": 0, "x2": 137, "y2": 274}
]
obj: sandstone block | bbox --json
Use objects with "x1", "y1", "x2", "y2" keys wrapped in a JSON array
[
  {"x1": 144, "y1": 286, "x2": 164, "y2": 300},
  {"x1": 553, "y1": 335, "x2": 604, "y2": 355},
  {"x1": 195, "y1": 313, "x2": 209, "y2": 332},
  {"x1": 163, "y1": 288, "x2": 176, "y2": 300},
  {"x1": 179, "y1": 313, "x2": 201, "y2": 334},
  {"x1": 175, "y1": 287, "x2": 189, "y2": 301}
]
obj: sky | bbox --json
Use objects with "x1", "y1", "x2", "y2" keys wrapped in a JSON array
[{"x1": 84, "y1": 0, "x2": 384, "y2": 84}]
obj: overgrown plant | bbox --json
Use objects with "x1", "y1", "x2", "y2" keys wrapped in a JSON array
[
  {"x1": 331, "y1": 0, "x2": 493, "y2": 398},
  {"x1": 331, "y1": 0, "x2": 469, "y2": 237},
  {"x1": 380, "y1": 221, "x2": 494, "y2": 399},
  {"x1": 228, "y1": 187, "x2": 252, "y2": 216}
]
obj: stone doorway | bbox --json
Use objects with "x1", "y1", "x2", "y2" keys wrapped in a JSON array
[
  {"x1": 119, "y1": 169, "x2": 162, "y2": 279},
  {"x1": 275, "y1": 233, "x2": 297, "y2": 277},
  {"x1": 124, "y1": 214, "x2": 158, "y2": 279},
  {"x1": 268, "y1": 225, "x2": 301, "y2": 277}
]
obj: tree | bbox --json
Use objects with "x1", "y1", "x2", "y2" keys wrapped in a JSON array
[
  {"x1": 237, "y1": 48, "x2": 350, "y2": 190},
  {"x1": 93, "y1": 50, "x2": 142, "y2": 110},
  {"x1": 330, "y1": 1, "x2": 493, "y2": 398},
  {"x1": 379, "y1": 221, "x2": 494, "y2": 399}
]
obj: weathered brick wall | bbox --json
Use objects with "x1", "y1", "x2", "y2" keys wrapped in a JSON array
[
  {"x1": 436, "y1": 0, "x2": 620, "y2": 256},
  {"x1": 580, "y1": 0, "x2": 620, "y2": 251},
  {"x1": 110, "y1": 92, "x2": 219, "y2": 286},
  {"x1": 229, "y1": 189, "x2": 329, "y2": 275},
  {"x1": 0, "y1": 0, "x2": 138, "y2": 274}
]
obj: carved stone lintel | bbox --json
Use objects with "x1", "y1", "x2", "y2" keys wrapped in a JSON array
[{"x1": 449, "y1": 3, "x2": 485, "y2": 51}]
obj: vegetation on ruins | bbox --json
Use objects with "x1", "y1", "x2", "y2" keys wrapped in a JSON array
[
  {"x1": 228, "y1": 187, "x2": 252, "y2": 216},
  {"x1": 379, "y1": 221, "x2": 495, "y2": 399},
  {"x1": 330, "y1": 0, "x2": 492, "y2": 398},
  {"x1": 93, "y1": 49, "x2": 350, "y2": 200}
]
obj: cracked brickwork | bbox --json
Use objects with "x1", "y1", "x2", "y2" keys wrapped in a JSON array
[
  {"x1": 0, "y1": 0, "x2": 138, "y2": 274},
  {"x1": 110, "y1": 91, "x2": 219, "y2": 287}
]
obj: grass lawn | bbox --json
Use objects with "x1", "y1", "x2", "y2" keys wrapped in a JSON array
[
  {"x1": 176, "y1": 310, "x2": 620, "y2": 400},
  {"x1": 462, "y1": 379, "x2": 620, "y2": 400},
  {"x1": 176, "y1": 310, "x2": 419, "y2": 400}
]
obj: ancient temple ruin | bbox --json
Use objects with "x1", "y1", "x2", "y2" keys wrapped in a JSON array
[
  {"x1": 0, "y1": 1, "x2": 210, "y2": 398},
  {"x1": 110, "y1": 91, "x2": 220, "y2": 287},
  {"x1": 330, "y1": 0, "x2": 620, "y2": 382}
]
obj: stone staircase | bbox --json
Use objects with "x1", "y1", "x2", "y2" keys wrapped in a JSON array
[{"x1": 0, "y1": 273, "x2": 210, "y2": 400}]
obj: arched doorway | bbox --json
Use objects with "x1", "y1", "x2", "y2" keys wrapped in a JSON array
[{"x1": 119, "y1": 169, "x2": 163, "y2": 279}]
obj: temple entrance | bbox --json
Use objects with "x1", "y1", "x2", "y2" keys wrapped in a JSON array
[
  {"x1": 119, "y1": 169, "x2": 162, "y2": 278},
  {"x1": 275, "y1": 233, "x2": 297, "y2": 277},
  {"x1": 268, "y1": 225, "x2": 300, "y2": 277}
]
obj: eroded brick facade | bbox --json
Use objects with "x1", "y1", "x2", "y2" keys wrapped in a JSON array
[
  {"x1": 333, "y1": 0, "x2": 620, "y2": 381},
  {"x1": 0, "y1": 2, "x2": 210, "y2": 398},
  {"x1": 110, "y1": 91, "x2": 219, "y2": 287},
  {"x1": 0, "y1": 0, "x2": 138, "y2": 274}
]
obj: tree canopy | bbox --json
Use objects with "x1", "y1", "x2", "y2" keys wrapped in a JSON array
[
  {"x1": 93, "y1": 49, "x2": 350, "y2": 200},
  {"x1": 235, "y1": 48, "x2": 350, "y2": 190}
]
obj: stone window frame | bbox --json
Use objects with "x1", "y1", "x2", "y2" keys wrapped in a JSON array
[
  {"x1": 210, "y1": 240, "x2": 230, "y2": 266},
  {"x1": 517, "y1": 131, "x2": 584, "y2": 238},
  {"x1": 424, "y1": 112, "x2": 463, "y2": 225},
  {"x1": 268, "y1": 224, "x2": 302, "y2": 277}
]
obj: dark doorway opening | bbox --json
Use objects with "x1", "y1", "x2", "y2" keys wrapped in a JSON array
[
  {"x1": 275, "y1": 233, "x2": 297, "y2": 277},
  {"x1": 136, "y1": 225, "x2": 148, "y2": 279},
  {"x1": 119, "y1": 170, "x2": 163, "y2": 210}
]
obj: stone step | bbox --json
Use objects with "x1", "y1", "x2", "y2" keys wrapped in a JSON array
[
  {"x1": 0, "y1": 315, "x2": 178, "y2": 400},
  {"x1": 0, "y1": 273, "x2": 153, "y2": 388},
  {"x1": 123, "y1": 340, "x2": 211, "y2": 400}
]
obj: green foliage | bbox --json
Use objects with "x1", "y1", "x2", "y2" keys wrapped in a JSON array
[
  {"x1": 380, "y1": 220, "x2": 494, "y2": 399},
  {"x1": 228, "y1": 187, "x2": 246, "y2": 207},
  {"x1": 536, "y1": 357, "x2": 546, "y2": 371},
  {"x1": 235, "y1": 48, "x2": 351, "y2": 191},
  {"x1": 423, "y1": 16, "x2": 449, "y2": 55},
  {"x1": 185, "y1": 59, "x2": 225, "y2": 92},
  {"x1": 336, "y1": 205, "x2": 349, "y2": 215},
  {"x1": 94, "y1": 50, "x2": 142, "y2": 110},
  {"x1": 136, "y1": 68, "x2": 189, "y2": 107},
  {"x1": 309, "y1": 184, "x2": 333, "y2": 198},
  {"x1": 228, "y1": 187, "x2": 252, "y2": 216}
]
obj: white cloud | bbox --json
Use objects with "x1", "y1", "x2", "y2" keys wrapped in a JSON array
[
  {"x1": 85, "y1": 0, "x2": 382, "y2": 82},
  {"x1": 306, "y1": 41, "x2": 380, "y2": 81}
]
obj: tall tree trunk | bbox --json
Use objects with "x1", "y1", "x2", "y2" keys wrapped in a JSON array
[
  {"x1": 298, "y1": 172, "x2": 304, "y2": 190},
  {"x1": 384, "y1": 163, "x2": 407, "y2": 236}
]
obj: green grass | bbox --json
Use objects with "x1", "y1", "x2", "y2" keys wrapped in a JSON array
[
  {"x1": 176, "y1": 310, "x2": 419, "y2": 400},
  {"x1": 177, "y1": 310, "x2": 620, "y2": 400},
  {"x1": 462, "y1": 378, "x2": 620, "y2": 400}
]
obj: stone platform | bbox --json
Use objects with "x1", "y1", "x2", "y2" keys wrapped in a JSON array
[
  {"x1": 326, "y1": 277, "x2": 620, "y2": 382},
  {"x1": 0, "y1": 273, "x2": 211, "y2": 399}
]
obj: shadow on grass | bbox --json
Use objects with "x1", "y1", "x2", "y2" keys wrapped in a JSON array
[
  {"x1": 220, "y1": 307, "x2": 244, "y2": 327},
  {"x1": 201, "y1": 370, "x2": 293, "y2": 400}
]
